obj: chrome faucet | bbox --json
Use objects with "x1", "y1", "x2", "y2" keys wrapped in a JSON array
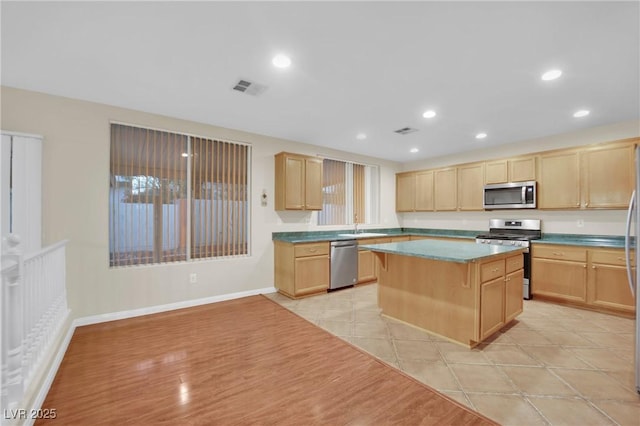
[{"x1": 354, "y1": 213, "x2": 359, "y2": 234}]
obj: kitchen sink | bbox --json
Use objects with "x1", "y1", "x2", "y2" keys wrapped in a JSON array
[{"x1": 337, "y1": 232, "x2": 388, "y2": 238}]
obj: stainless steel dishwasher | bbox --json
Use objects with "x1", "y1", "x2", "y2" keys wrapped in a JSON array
[{"x1": 330, "y1": 240, "x2": 358, "y2": 290}]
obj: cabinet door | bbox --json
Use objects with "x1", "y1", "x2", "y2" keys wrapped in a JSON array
[
  {"x1": 531, "y1": 258, "x2": 587, "y2": 302},
  {"x1": 434, "y1": 168, "x2": 457, "y2": 211},
  {"x1": 457, "y1": 163, "x2": 484, "y2": 211},
  {"x1": 588, "y1": 263, "x2": 635, "y2": 314},
  {"x1": 583, "y1": 144, "x2": 634, "y2": 209},
  {"x1": 284, "y1": 156, "x2": 305, "y2": 210},
  {"x1": 357, "y1": 250, "x2": 377, "y2": 283},
  {"x1": 415, "y1": 170, "x2": 434, "y2": 211},
  {"x1": 505, "y1": 269, "x2": 524, "y2": 323},
  {"x1": 480, "y1": 277, "x2": 505, "y2": 340},
  {"x1": 396, "y1": 173, "x2": 416, "y2": 212},
  {"x1": 538, "y1": 151, "x2": 580, "y2": 209},
  {"x1": 509, "y1": 156, "x2": 536, "y2": 182},
  {"x1": 485, "y1": 160, "x2": 508, "y2": 184},
  {"x1": 304, "y1": 158, "x2": 323, "y2": 210},
  {"x1": 294, "y1": 255, "x2": 329, "y2": 296}
]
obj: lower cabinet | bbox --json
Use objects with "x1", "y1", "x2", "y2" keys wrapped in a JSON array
[
  {"x1": 480, "y1": 254, "x2": 524, "y2": 341},
  {"x1": 274, "y1": 241, "x2": 329, "y2": 298},
  {"x1": 357, "y1": 249, "x2": 377, "y2": 283},
  {"x1": 587, "y1": 249, "x2": 636, "y2": 314},
  {"x1": 532, "y1": 244, "x2": 635, "y2": 316}
]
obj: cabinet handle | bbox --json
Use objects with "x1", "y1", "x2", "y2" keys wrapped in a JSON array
[
  {"x1": 308, "y1": 248, "x2": 318, "y2": 253},
  {"x1": 583, "y1": 264, "x2": 587, "y2": 268},
  {"x1": 552, "y1": 252, "x2": 563, "y2": 256},
  {"x1": 592, "y1": 265, "x2": 596, "y2": 269},
  {"x1": 492, "y1": 268, "x2": 499, "y2": 272},
  {"x1": 576, "y1": 202, "x2": 580, "y2": 206},
  {"x1": 585, "y1": 202, "x2": 589, "y2": 207}
]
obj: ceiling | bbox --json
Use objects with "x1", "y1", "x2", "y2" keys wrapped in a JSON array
[{"x1": 2, "y1": 1, "x2": 639, "y2": 163}]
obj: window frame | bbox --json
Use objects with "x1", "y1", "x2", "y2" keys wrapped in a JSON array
[{"x1": 108, "y1": 121, "x2": 252, "y2": 267}]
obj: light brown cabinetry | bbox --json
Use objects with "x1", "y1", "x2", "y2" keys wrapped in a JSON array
[
  {"x1": 485, "y1": 156, "x2": 536, "y2": 184},
  {"x1": 274, "y1": 152, "x2": 323, "y2": 211},
  {"x1": 356, "y1": 236, "x2": 407, "y2": 284},
  {"x1": 457, "y1": 163, "x2": 484, "y2": 210},
  {"x1": 376, "y1": 248, "x2": 525, "y2": 347},
  {"x1": 538, "y1": 142, "x2": 635, "y2": 209},
  {"x1": 396, "y1": 172, "x2": 416, "y2": 212},
  {"x1": 582, "y1": 143, "x2": 634, "y2": 209},
  {"x1": 531, "y1": 244, "x2": 587, "y2": 302},
  {"x1": 587, "y1": 249, "x2": 635, "y2": 314},
  {"x1": 357, "y1": 249, "x2": 377, "y2": 283},
  {"x1": 479, "y1": 254, "x2": 524, "y2": 340},
  {"x1": 434, "y1": 167, "x2": 457, "y2": 211},
  {"x1": 396, "y1": 171, "x2": 433, "y2": 212},
  {"x1": 274, "y1": 241, "x2": 329, "y2": 298},
  {"x1": 532, "y1": 244, "x2": 635, "y2": 316},
  {"x1": 538, "y1": 150, "x2": 581, "y2": 209}
]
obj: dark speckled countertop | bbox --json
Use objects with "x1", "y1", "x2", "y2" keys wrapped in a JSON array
[{"x1": 272, "y1": 227, "x2": 633, "y2": 248}]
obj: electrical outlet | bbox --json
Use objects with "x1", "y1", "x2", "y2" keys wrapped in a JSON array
[
  {"x1": 577, "y1": 219, "x2": 584, "y2": 228},
  {"x1": 189, "y1": 273, "x2": 197, "y2": 283}
]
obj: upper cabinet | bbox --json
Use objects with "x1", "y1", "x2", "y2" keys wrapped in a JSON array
[
  {"x1": 434, "y1": 167, "x2": 457, "y2": 211},
  {"x1": 396, "y1": 170, "x2": 434, "y2": 212},
  {"x1": 538, "y1": 150, "x2": 581, "y2": 209},
  {"x1": 274, "y1": 152, "x2": 323, "y2": 211},
  {"x1": 485, "y1": 156, "x2": 536, "y2": 184},
  {"x1": 582, "y1": 143, "x2": 634, "y2": 209},
  {"x1": 457, "y1": 162, "x2": 484, "y2": 211},
  {"x1": 538, "y1": 141, "x2": 636, "y2": 209},
  {"x1": 395, "y1": 137, "x2": 636, "y2": 213}
]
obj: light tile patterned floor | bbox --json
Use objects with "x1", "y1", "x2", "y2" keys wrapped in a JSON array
[{"x1": 267, "y1": 284, "x2": 640, "y2": 426}]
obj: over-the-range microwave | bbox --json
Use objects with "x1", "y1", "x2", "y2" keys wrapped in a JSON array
[{"x1": 483, "y1": 181, "x2": 537, "y2": 209}]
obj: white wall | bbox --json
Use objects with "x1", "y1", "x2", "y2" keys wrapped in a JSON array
[{"x1": 0, "y1": 86, "x2": 401, "y2": 319}]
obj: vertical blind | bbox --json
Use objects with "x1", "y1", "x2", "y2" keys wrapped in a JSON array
[
  {"x1": 318, "y1": 159, "x2": 346, "y2": 225},
  {"x1": 318, "y1": 159, "x2": 367, "y2": 226},
  {"x1": 109, "y1": 123, "x2": 249, "y2": 267}
]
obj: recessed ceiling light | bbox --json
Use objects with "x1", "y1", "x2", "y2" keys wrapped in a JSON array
[
  {"x1": 541, "y1": 69, "x2": 562, "y2": 81},
  {"x1": 422, "y1": 110, "x2": 436, "y2": 119},
  {"x1": 573, "y1": 110, "x2": 590, "y2": 118},
  {"x1": 475, "y1": 133, "x2": 487, "y2": 139},
  {"x1": 410, "y1": 148, "x2": 419, "y2": 153},
  {"x1": 272, "y1": 54, "x2": 291, "y2": 68},
  {"x1": 356, "y1": 133, "x2": 367, "y2": 140}
]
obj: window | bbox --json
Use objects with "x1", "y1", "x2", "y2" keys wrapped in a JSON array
[
  {"x1": 109, "y1": 124, "x2": 249, "y2": 267},
  {"x1": 318, "y1": 158, "x2": 379, "y2": 225}
]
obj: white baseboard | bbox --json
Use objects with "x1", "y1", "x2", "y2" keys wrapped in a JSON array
[
  {"x1": 24, "y1": 286, "x2": 277, "y2": 425},
  {"x1": 74, "y1": 286, "x2": 277, "y2": 327}
]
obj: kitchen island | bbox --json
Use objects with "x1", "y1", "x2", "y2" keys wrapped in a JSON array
[{"x1": 360, "y1": 239, "x2": 526, "y2": 347}]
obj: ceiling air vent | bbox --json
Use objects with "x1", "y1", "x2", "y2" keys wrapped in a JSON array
[
  {"x1": 394, "y1": 127, "x2": 418, "y2": 135},
  {"x1": 232, "y1": 79, "x2": 268, "y2": 96}
]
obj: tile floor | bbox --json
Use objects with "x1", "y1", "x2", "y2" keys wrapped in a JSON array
[{"x1": 266, "y1": 284, "x2": 640, "y2": 426}]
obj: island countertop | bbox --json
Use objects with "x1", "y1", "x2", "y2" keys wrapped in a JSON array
[{"x1": 360, "y1": 239, "x2": 525, "y2": 263}]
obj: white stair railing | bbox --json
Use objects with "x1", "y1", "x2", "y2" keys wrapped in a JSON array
[{"x1": 1, "y1": 235, "x2": 69, "y2": 414}]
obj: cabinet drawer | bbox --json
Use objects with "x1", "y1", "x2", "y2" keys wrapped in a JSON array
[
  {"x1": 294, "y1": 243, "x2": 329, "y2": 258},
  {"x1": 481, "y1": 260, "x2": 505, "y2": 283},
  {"x1": 505, "y1": 255, "x2": 524, "y2": 274},
  {"x1": 591, "y1": 249, "x2": 634, "y2": 266},
  {"x1": 533, "y1": 245, "x2": 587, "y2": 262}
]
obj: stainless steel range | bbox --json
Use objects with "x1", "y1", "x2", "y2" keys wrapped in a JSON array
[{"x1": 476, "y1": 219, "x2": 541, "y2": 299}]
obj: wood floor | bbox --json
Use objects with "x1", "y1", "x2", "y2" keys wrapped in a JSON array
[{"x1": 37, "y1": 295, "x2": 497, "y2": 425}]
